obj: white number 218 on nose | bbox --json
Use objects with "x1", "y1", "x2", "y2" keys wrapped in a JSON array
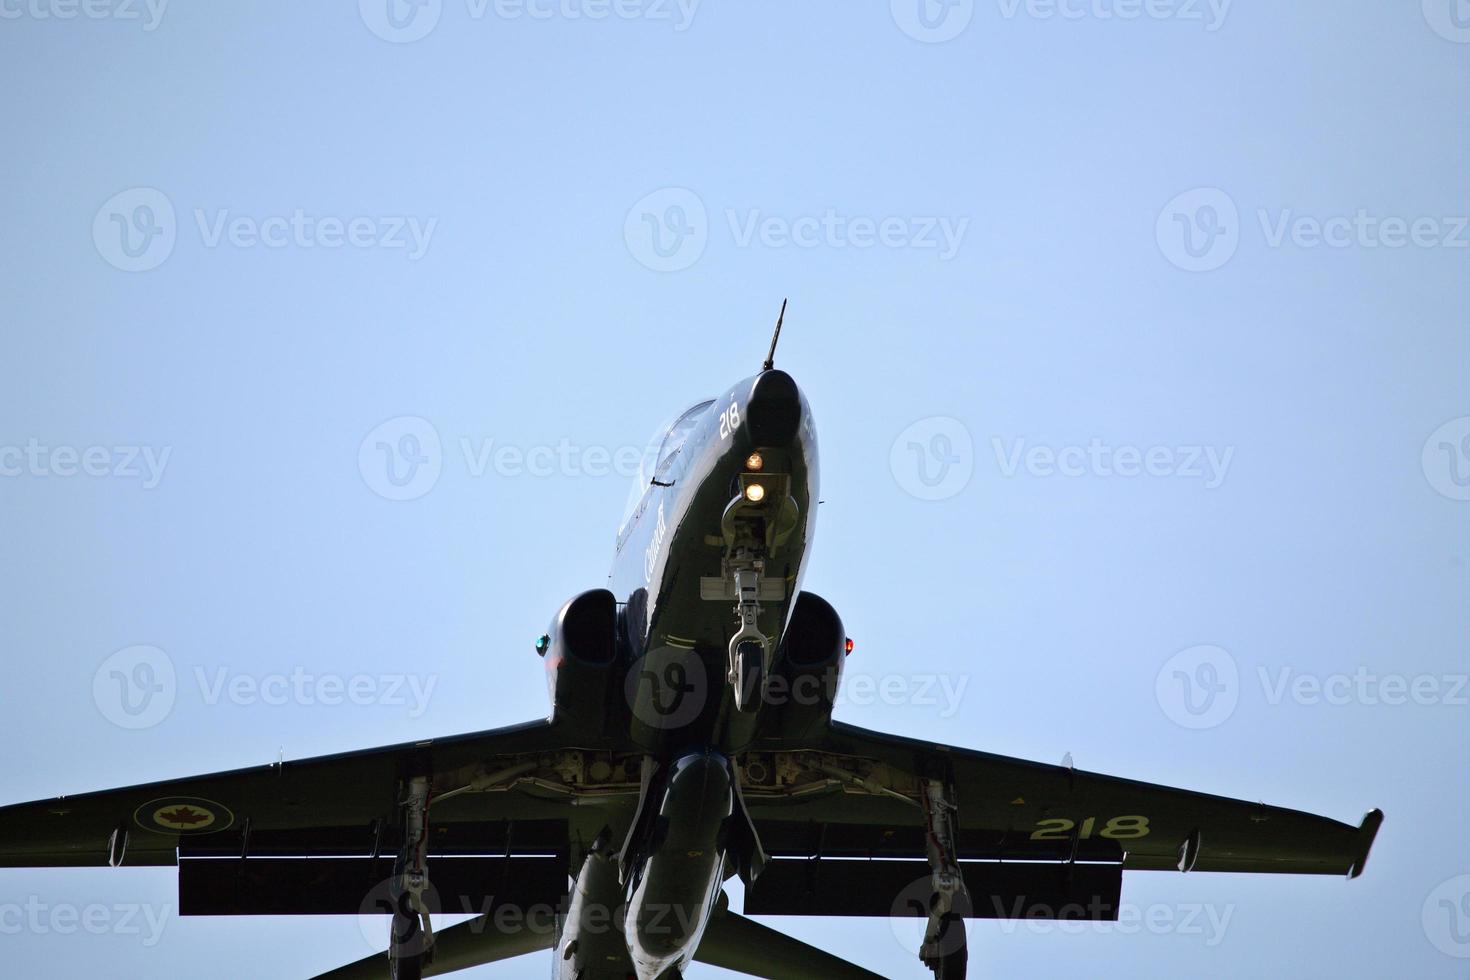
[{"x1": 718, "y1": 399, "x2": 741, "y2": 441}]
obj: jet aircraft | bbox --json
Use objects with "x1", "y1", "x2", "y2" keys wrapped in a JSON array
[{"x1": 0, "y1": 309, "x2": 1382, "y2": 979}]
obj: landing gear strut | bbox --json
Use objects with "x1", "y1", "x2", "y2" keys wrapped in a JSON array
[
  {"x1": 920, "y1": 779, "x2": 970, "y2": 980},
  {"x1": 389, "y1": 776, "x2": 434, "y2": 980},
  {"x1": 726, "y1": 559, "x2": 769, "y2": 713}
]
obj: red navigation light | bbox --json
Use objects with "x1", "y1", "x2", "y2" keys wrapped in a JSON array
[{"x1": 845, "y1": 638, "x2": 854, "y2": 655}]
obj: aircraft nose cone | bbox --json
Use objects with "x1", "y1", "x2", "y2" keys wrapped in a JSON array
[{"x1": 746, "y1": 370, "x2": 801, "y2": 446}]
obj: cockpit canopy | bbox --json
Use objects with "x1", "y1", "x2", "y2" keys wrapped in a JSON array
[{"x1": 620, "y1": 399, "x2": 716, "y2": 528}]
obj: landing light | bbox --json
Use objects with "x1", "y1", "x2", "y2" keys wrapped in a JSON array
[
  {"x1": 745, "y1": 452, "x2": 764, "y2": 471},
  {"x1": 744, "y1": 483, "x2": 766, "y2": 503}
]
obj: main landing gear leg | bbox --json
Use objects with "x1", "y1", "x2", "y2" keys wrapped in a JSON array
[
  {"x1": 389, "y1": 775, "x2": 434, "y2": 980},
  {"x1": 920, "y1": 779, "x2": 970, "y2": 980}
]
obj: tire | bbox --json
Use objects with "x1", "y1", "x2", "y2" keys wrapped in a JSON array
[
  {"x1": 390, "y1": 952, "x2": 424, "y2": 980},
  {"x1": 735, "y1": 641, "x2": 764, "y2": 713},
  {"x1": 390, "y1": 909, "x2": 427, "y2": 980},
  {"x1": 932, "y1": 912, "x2": 968, "y2": 980}
]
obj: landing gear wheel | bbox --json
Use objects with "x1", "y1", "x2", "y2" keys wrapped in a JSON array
[
  {"x1": 389, "y1": 918, "x2": 426, "y2": 980},
  {"x1": 929, "y1": 912, "x2": 968, "y2": 980},
  {"x1": 389, "y1": 951, "x2": 424, "y2": 980},
  {"x1": 734, "y1": 640, "x2": 765, "y2": 713}
]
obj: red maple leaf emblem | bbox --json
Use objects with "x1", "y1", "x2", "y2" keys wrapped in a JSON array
[{"x1": 158, "y1": 805, "x2": 209, "y2": 827}]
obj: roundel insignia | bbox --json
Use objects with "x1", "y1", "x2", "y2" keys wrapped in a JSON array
[{"x1": 133, "y1": 797, "x2": 233, "y2": 836}]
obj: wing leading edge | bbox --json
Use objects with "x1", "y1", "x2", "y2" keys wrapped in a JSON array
[
  {"x1": 744, "y1": 721, "x2": 1380, "y2": 881},
  {"x1": 0, "y1": 718, "x2": 570, "y2": 869}
]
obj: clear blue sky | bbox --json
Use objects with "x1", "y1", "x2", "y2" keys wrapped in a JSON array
[{"x1": 2, "y1": 2, "x2": 1468, "y2": 977}]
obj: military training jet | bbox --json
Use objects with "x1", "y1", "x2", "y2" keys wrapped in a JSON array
[{"x1": 0, "y1": 310, "x2": 1382, "y2": 979}]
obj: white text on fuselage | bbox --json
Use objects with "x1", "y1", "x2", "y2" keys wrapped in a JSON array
[{"x1": 643, "y1": 501, "x2": 667, "y2": 583}]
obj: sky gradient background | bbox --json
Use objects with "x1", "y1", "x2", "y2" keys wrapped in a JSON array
[{"x1": 2, "y1": 1, "x2": 1469, "y2": 976}]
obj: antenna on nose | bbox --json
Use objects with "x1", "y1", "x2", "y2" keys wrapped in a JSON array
[{"x1": 762, "y1": 298, "x2": 787, "y2": 372}]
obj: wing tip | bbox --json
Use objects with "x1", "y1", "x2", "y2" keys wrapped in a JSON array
[{"x1": 1347, "y1": 808, "x2": 1383, "y2": 880}]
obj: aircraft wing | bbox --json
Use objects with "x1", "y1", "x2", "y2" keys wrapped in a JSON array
[
  {"x1": 0, "y1": 717, "x2": 576, "y2": 875},
  {"x1": 742, "y1": 721, "x2": 1381, "y2": 918}
]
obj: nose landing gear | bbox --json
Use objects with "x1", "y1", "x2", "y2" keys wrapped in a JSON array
[{"x1": 727, "y1": 562, "x2": 768, "y2": 714}]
